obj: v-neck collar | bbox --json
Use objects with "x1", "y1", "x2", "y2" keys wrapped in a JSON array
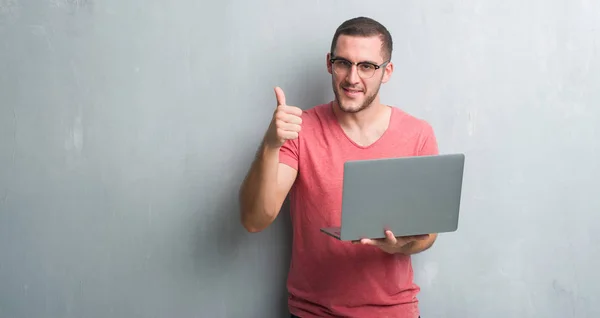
[{"x1": 326, "y1": 101, "x2": 395, "y2": 150}]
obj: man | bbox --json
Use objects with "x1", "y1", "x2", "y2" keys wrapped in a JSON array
[{"x1": 239, "y1": 16, "x2": 439, "y2": 318}]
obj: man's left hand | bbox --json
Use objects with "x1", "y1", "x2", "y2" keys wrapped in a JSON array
[{"x1": 356, "y1": 230, "x2": 430, "y2": 254}]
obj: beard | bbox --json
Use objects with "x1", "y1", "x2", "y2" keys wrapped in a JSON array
[{"x1": 332, "y1": 77, "x2": 382, "y2": 114}]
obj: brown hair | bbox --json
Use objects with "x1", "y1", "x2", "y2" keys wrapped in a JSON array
[{"x1": 330, "y1": 16, "x2": 393, "y2": 61}]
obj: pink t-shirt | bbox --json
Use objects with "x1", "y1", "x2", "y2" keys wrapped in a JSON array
[{"x1": 279, "y1": 102, "x2": 439, "y2": 318}]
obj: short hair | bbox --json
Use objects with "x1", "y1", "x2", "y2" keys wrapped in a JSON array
[{"x1": 330, "y1": 16, "x2": 393, "y2": 61}]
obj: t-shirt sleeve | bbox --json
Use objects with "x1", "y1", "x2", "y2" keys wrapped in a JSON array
[
  {"x1": 418, "y1": 121, "x2": 439, "y2": 156},
  {"x1": 279, "y1": 138, "x2": 299, "y2": 170}
]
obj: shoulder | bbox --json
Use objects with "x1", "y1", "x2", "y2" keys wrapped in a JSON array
[
  {"x1": 301, "y1": 102, "x2": 330, "y2": 121},
  {"x1": 389, "y1": 106, "x2": 439, "y2": 155},
  {"x1": 297, "y1": 102, "x2": 332, "y2": 131},
  {"x1": 280, "y1": 102, "x2": 331, "y2": 149},
  {"x1": 390, "y1": 106, "x2": 436, "y2": 137}
]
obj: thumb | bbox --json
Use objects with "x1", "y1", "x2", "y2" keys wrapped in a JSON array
[{"x1": 274, "y1": 86, "x2": 286, "y2": 107}]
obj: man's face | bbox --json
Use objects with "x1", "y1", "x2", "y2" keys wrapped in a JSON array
[{"x1": 327, "y1": 34, "x2": 393, "y2": 113}]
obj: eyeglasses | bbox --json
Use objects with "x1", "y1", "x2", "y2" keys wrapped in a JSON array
[{"x1": 330, "y1": 57, "x2": 389, "y2": 79}]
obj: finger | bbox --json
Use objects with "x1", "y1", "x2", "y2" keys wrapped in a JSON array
[
  {"x1": 277, "y1": 129, "x2": 299, "y2": 140},
  {"x1": 394, "y1": 234, "x2": 429, "y2": 247},
  {"x1": 411, "y1": 234, "x2": 430, "y2": 240},
  {"x1": 274, "y1": 86, "x2": 286, "y2": 106},
  {"x1": 276, "y1": 112, "x2": 302, "y2": 125},
  {"x1": 359, "y1": 238, "x2": 391, "y2": 247},
  {"x1": 279, "y1": 105, "x2": 303, "y2": 117},
  {"x1": 359, "y1": 238, "x2": 380, "y2": 246},
  {"x1": 384, "y1": 230, "x2": 398, "y2": 245},
  {"x1": 398, "y1": 234, "x2": 429, "y2": 241},
  {"x1": 276, "y1": 122, "x2": 302, "y2": 133}
]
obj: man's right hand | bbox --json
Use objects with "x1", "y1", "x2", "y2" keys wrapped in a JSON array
[
  {"x1": 264, "y1": 87, "x2": 303, "y2": 149},
  {"x1": 240, "y1": 87, "x2": 301, "y2": 232}
]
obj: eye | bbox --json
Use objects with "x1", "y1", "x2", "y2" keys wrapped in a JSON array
[
  {"x1": 335, "y1": 60, "x2": 351, "y2": 67},
  {"x1": 359, "y1": 63, "x2": 375, "y2": 70}
]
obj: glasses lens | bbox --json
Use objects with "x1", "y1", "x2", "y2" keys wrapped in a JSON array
[
  {"x1": 333, "y1": 60, "x2": 349, "y2": 75},
  {"x1": 357, "y1": 64, "x2": 375, "y2": 78},
  {"x1": 332, "y1": 60, "x2": 376, "y2": 78}
]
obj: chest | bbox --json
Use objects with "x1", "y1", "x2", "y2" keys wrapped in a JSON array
[
  {"x1": 342, "y1": 128, "x2": 386, "y2": 148},
  {"x1": 296, "y1": 131, "x2": 421, "y2": 197}
]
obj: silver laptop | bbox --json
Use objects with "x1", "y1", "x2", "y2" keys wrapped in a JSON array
[{"x1": 320, "y1": 153, "x2": 465, "y2": 241}]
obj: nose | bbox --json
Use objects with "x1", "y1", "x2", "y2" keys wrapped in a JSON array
[{"x1": 346, "y1": 64, "x2": 360, "y2": 84}]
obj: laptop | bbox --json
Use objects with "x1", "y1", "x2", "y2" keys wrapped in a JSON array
[{"x1": 320, "y1": 153, "x2": 465, "y2": 241}]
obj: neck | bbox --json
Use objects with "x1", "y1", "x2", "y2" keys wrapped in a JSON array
[{"x1": 332, "y1": 98, "x2": 390, "y2": 131}]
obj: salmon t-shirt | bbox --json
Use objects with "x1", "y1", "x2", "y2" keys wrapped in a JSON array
[{"x1": 278, "y1": 102, "x2": 439, "y2": 318}]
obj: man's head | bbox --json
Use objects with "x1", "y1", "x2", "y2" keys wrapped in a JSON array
[{"x1": 327, "y1": 17, "x2": 394, "y2": 113}]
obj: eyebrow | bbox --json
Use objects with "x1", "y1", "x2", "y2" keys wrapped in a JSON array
[{"x1": 332, "y1": 56, "x2": 381, "y2": 65}]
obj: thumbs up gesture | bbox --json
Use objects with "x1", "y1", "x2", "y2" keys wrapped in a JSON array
[{"x1": 264, "y1": 87, "x2": 303, "y2": 149}]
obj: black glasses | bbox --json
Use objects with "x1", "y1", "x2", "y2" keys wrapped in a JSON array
[{"x1": 330, "y1": 57, "x2": 389, "y2": 79}]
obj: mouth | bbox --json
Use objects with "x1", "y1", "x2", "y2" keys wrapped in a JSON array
[{"x1": 342, "y1": 87, "x2": 363, "y2": 98}]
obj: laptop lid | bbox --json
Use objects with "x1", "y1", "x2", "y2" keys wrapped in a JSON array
[{"x1": 338, "y1": 153, "x2": 465, "y2": 241}]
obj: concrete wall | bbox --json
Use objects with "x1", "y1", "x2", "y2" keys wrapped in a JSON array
[{"x1": 1, "y1": 1, "x2": 598, "y2": 317}]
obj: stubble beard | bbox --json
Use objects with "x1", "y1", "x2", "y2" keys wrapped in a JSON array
[{"x1": 332, "y1": 78, "x2": 382, "y2": 114}]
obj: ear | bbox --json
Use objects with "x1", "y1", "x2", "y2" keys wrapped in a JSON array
[
  {"x1": 326, "y1": 52, "x2": 333, "y2": 75},
  {"x1": 381, "y1": 61, "x2": 394, "y2": 83}
]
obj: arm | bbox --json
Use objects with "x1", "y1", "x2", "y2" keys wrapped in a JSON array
[
  {"x1": 239, "y1": 142, "x2": 297, "y2": 233},
  {"x1": 239, "y1": 86, "x2": 301, "y2": 233}
]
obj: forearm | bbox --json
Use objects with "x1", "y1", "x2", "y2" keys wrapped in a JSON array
[{"x1": 239, "y1": 143, "x2": 281, "y2": 232}]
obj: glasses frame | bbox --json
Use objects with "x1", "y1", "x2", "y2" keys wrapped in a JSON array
[{"x1": 329, "y1": 56, "x2": 390, "y2": 79}]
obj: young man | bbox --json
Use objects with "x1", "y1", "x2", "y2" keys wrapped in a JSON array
[{"x1": 239, "y1": 16, "x2": 438, "y2": 318}]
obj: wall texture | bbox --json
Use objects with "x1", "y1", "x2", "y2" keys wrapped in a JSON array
[{"x1": 1, "y1": 1, "x2": 599, "y2": 317}]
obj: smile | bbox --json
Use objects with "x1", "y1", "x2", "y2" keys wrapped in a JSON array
[{"x1": 342, "y1": 87, "x2": 363, "y2": 97}]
